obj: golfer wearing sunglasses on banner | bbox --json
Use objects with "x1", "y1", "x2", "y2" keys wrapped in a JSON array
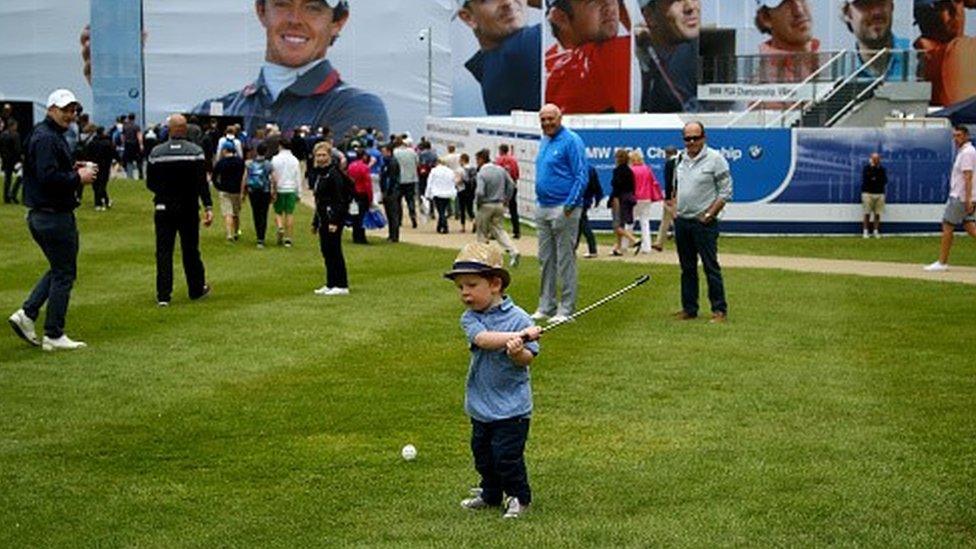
[{"x1": 673, "y1": 122, "x2": 732, "y2": 324}]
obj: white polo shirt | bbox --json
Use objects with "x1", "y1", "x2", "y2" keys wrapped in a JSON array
[
  {"x1": 271, "y1": 149, "x2": 301, "y2": 194},
  {"x1": 950, "y1": 141, "x2": 976, "y2": 201}
]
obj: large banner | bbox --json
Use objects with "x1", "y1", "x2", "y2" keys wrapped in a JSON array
[{"x1": 425, "y1": 116, "x2": 954, "y2": 234}]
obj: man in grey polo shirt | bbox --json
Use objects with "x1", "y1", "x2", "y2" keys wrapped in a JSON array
[
  {"x1": 674, "y1": 121, "x2": 732, "y2": 323},
  {"x1": 474, "y1": 149, "x2": 520, "y2": 266}
]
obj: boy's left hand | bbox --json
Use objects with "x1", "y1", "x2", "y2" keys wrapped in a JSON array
[{"x1": 506, "y1": 337, "x2": 525, "y2": 358}]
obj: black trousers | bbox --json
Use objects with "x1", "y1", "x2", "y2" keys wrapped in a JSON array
[
  {"x1": 92, "y1": 175, "x2": 110, "y2": 208},
  {"x1": 383, "y1": 192, "x2": 401, "y2": 242},
  {"x1": 249, "y1": 190, "x2": 271, "y2": 242},
  {"x1": 508, "y1": 189, "x2": 521, "y2": 237},
  {"x1": 23, "y1": 211, "x2": 78, "y2": 338},
  {"x1": 318, "y1": 223, "x2": 348, "y2": 289},
  {"x1": 471, "y1": 416, "x2": 531, "y2": 506},
  {"x1": 398, "y1": 183, "x2": 416, "y2": 227},
  {"x1": 154, "y1": 208, "x2": 207, "y2": 302},
  {"x1": 576, "y1": 207, "x2": 597, "y2": 254},
  {"x1": 3, "y1": 166, "x2": 17, "y2": 203},
  {"x1": 433, "y1": 197, "x2": 451, "y2": 233},
  {"x1": 674, "y1": 217, "x2": 727, "y2": 316},
  {"x1": 351, "y1": 194, "x2": 369, "y2": 244},
  {"x1": 458, "y1": 190, "x2": 475, "y2": 227}
]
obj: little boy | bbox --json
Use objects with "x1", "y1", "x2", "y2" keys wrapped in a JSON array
[{"x1": 444, "y1": 242, "x2": 542, "y2": 519}]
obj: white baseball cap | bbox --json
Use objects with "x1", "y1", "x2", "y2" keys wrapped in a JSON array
[
  {"x1": 755, "y1": 0, "x2": 785, "y2": 7},
  {"x1": 46, "y1": 89, "x2": 80, "y2": 109}
]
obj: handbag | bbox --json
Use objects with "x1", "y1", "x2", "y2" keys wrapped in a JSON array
[{"x1": 362, "y1": 207, "x2": 387, "y2": 229}]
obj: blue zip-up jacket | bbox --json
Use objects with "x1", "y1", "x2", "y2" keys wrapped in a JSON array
[
  {"x1": 23, "y1": 117, "x2": 81, "y2": 212},
  {"x1": 465, "y1": 24, "x2": 542, "y2": 115},
  {"x1": 534, "y1": 126, "x2": 587, "y2": 209}
]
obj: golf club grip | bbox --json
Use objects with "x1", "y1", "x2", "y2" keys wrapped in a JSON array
[{"x1": 522, "y1": 275, "x2": 650, "y2": 341}]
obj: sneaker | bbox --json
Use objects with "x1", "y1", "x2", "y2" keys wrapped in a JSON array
[
  {"x1": 276, "y1": 229, "x2": 284, "y2": 246},
  {"x1": 42, "y1": 334, "x2": 87, "y2": 352},
  {"x1": 923, "y1": 261, "x2": 948, "y2": 272},
  {"x1": 8, "y1": 309, "x2": 40, "y2": 346},
  {"x1": 548, "y1": 314, "x2": 572, "y2": 325},
  {"x1": 157, "y1": 301, "x2": 169, "y2": 308},
  {"x1": 530, "y1": 311, "x2": 549, "y2": 322},
  {"x1": 583, "y1": 251, "x2": 597, "y2": 258},
  {"x1": 503, "y1": 496, "x2": 528, "y2": 519},
  {"x1": 324, "y1": 287, "x2": 350, "y2": 296},
  {"x1": 651, "y1": 244, "x2": 664, "y2": 252},
  {"x1": 283, "y1": 239, "x2": 293, "y2": 248},
  {"x1": 509, "y1": 252, "x2": 520, "y2": 268},
  {"x1": 460, "y1": 496, "x2": 491, "y2": 510},
  {"x1": 709, "y1": 312, "x2": 727, "y2": 324},
  {"x1": 314, "y1": 285, "x2": 331, "y2": 295},
  {"x1": 610, "y1": 250, "x2": 623, "y2": 257},
  {"x1": 862, "y1": 230, "x2": 869, "y2": 239},
  {"x1": 256, "y1": 241, "x2": 265, "y2": 249},
  {"x1": 873, "y1": 231, "x2": 881, "y2": 239},
  {"x1": 674, "y1": 310, "x2": 697, "y2": 321}
]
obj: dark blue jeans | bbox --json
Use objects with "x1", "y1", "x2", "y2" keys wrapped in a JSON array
[
  {"x1": 23, "y1": 211, "x2": 79, "y2": 338},
  {"x1": 674, "y1": 216, "x2": 727, "y2": 317},
  {"x1": 471, "y1": 416, "x2": 531, "y2": 506}
]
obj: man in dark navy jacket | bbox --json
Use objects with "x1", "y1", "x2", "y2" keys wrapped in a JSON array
[{"x1": 8, "y1": 89, "x2": 97, "y2": 352}]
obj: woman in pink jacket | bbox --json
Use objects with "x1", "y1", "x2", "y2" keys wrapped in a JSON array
[{"x1": 630, "y1": 150, "x2": 663, "y2": 255}]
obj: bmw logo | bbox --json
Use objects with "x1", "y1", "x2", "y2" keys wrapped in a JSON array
[{"x1": 749, "y1": 145, "x2": 763, "y2": 160}]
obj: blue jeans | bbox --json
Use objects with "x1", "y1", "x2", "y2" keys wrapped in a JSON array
[
  {"x1": 674, "y1": 216, "x2": 727, "y2": 317},
  {"x1": 471, "y1": 416, "x2": 531, "y2": 506},
  {"x1": 23, "y1": 211, "x2": 79, "y2": 338}
]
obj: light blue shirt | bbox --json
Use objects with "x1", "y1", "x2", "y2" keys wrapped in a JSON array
[
  {"x1": 461, "y1": 296, "x2": 539, "y2": 423},
  {"x1": 535, "y1": 126, "x2": 587, "y2": 209}
]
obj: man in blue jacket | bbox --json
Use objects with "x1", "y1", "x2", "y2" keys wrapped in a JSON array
[
  {"x1": 532, "y1": 104, "x2": 587, "y2": 324},
  {"x1": 9, "y1": 89, "x2": 97, "y2": 352}
]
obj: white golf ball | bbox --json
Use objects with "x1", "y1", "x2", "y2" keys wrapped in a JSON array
[{"x1": 401, "y1": 444, "x2": 417, "y2": 461}]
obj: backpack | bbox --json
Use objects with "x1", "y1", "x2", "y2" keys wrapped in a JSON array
[{"x1": 246, "y1": 159, "x2": 269, "y2": 191}]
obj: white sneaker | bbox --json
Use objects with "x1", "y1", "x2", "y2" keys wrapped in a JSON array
[
  {"x1": 548, "y1": 314, "x2": 573, "y2": 325},
  {"x1": 509, "y1": 252, "x2": 520, "y2": 268},
  {"x1": 873, "y1": 231, "x2": 881, "y2": 239},
  {"x1": 460, "y1": 495, "x2": 491, "y2": 510},
  {"x1": 41, "y1": 334, "x2": 87, "y2": 352},
  {"x1": 313, "y1": 285, "x2": 331, "y2": 295},
  {"x1": 8, "y1": 309, "x2": 39, "y2": 346},
  {"x1": 862, "y1": 230, "x2": 869, "y2": 239},
  {"x1": 530, "y1": 311, "x2": 548, "y2": 322},
  {"x1": 503, "y1": 496, "x2": 528, "y2": 519},
  {"x1": 324, "y1": 287, "x2": 350, "y2": 296},
  {"x1": 923, "y1": 261, "x2": 948, "y2": 272}
]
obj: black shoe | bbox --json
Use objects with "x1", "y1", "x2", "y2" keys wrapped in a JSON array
[
  {"x1": 191, "y1": 284, "x2": 211, "y2": 301},
  {"x1": 411, "y1": 219, "x2": 418, "y2": 229}
]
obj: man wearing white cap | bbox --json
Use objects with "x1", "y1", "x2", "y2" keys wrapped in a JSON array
[
  {"x1": 840, "y1": 0, "x2": 911, "y2": 79},
  {"x1": 754, "y1": 0, "x2": 821, "y2": 83},
  {"x1": 8, "y1": 89, "x2": 97, "y2": 352}
]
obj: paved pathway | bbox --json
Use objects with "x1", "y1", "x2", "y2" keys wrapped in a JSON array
[{"x1": 395, "y1": 220, "x2": 976, "y2": 286}]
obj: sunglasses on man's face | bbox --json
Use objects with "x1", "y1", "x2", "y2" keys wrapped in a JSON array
[{"x1": 683, "y1": 134, "x2": 703, "y2": 143}]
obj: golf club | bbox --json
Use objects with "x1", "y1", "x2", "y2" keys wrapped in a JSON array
[{"x1": 524, "y1": 275, "x2": 651, "y2": 340}]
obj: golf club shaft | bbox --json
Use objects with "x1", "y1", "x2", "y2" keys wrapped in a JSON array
[{"x1": 523, "y1": 275, "x2": 651, "y2": 340}]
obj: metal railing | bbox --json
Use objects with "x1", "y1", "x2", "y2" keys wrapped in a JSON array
[
  {"x1": 701, "y1": 49, "x2": 923, "y2": 86},
  {"x1": 821, "y1": 49, "x2": 891, "y2": 127},
  {"x1": 725, "y1": 50, "x2": 848, "y2": 128}
]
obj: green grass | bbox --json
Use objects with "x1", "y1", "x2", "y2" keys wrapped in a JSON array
[{"x1": 2, "y1": 182, "x2": 975, "y2": 546}]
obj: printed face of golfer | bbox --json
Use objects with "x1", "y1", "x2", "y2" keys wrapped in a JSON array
[
  {"x1": 552, "y1": 0, "x2": 620, "y2": 47},
  {"x1": 454, "y1": 274, "x2": 502, "y2": 311},
  {"x1": 759, "y1": 0, "x2": 814, "y2": 50},
  {"x1": 843, "y1": 0, "x2": 894, "y2": 50},
  {"x1": 870, "y1": 153, "x2": 880, "y2": 165},
  {"x1": 539, "y1": 104, "x2": 563, "y2": 137},
  {"x1": 458, "y1": 0, "x2": 527, "y2": 50},
  {"x1": 926, "y1": 0, "x2": 967, "y2": 42},
  {"x1": 643, "y1": 0, "x2": 700, "y2": 44},
  {"x1": 257, "y1": 0, "x2": 348, "y2": 68},
  {"x1": 682, "y1": 122, "x2": 705, "y2": 157}
]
